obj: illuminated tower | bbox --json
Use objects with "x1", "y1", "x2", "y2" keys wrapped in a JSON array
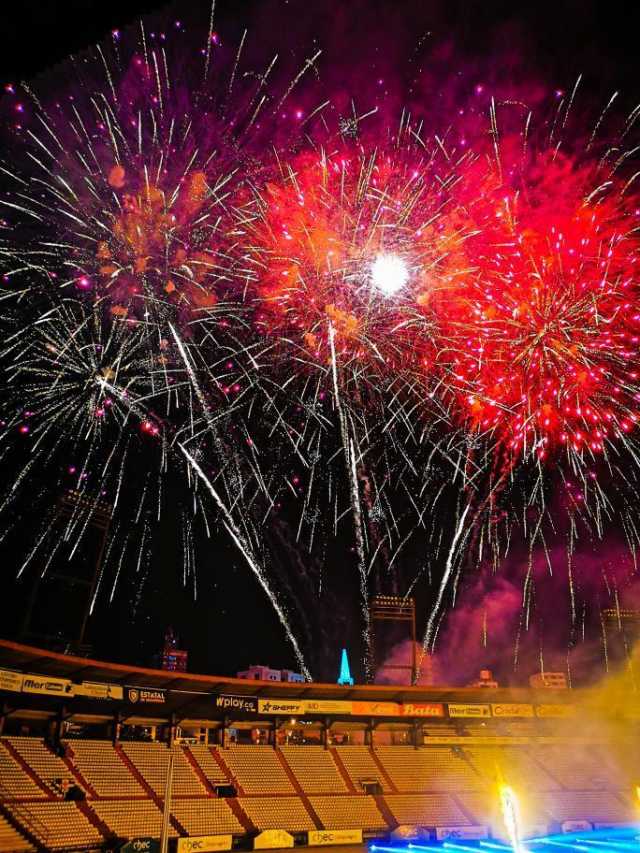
[{"x1": 337, "y1": 648, "x2": 354, "y2": 686}]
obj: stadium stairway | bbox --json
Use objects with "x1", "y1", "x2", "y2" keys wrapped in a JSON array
[
  {"x1": 182, "y1": 745, "x2": 217, "y2": 795},
  {"x1": 59, "y1": 747, "x2": 99, "y2": 800},
  {"x1": 367, "y1": 748, "x2": 398, "y2": 793},
  {"x1": 0, "y1": 742, "x2": 51, "y2": 800},
  {"x1": 372, "y1": 794, "x2": 397, "y2": 829},
  {"x1": 76, "y1": 799, "x2": 112, "y2": 843},
  {"x1": 328, "y1": 749, "x2": 358, "y2": 793},
  {"x1": 210, "y1": 748, "x2": 246, "y2": 795},
  {"x1": 274, "y1": 750, "x2": 323, "y2": 829}
]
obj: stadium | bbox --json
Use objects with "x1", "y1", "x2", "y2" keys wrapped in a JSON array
[
  {"x1": 0, "y1": 637, "x2": 638, "y2": 852},
  {"x1": 3, "y1": 0, "x2": 640, "y2": 852}
]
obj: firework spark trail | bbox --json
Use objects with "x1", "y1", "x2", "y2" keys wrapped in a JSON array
[
  {"x1": 329, "y1": 321, "x2": 373, "y2": 676},
  {"x1": 421, "y1": 500, "x2": 471, "y2": 657},
  {"x1": 179, "y1": 443, "x2": 310, "y2": 678}
]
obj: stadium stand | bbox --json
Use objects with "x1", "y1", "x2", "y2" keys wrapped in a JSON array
[
  {"x1": 91, "y1": 798, "x2": 176, "y2": 839},
  {"x1": 334, "y1": 745, "x2": 392, "y2": 792},
  {"x1": 121, "y1": 741, "x2": 205, "y2": 797},
  {"x1": 384, "y1": 793, "x2": 470, "y2": 826},
  {"x1": 222, "y1": 745, "x2": 296, "y2": 794},
  {"x1": 170, "y1": 798, "x2": 244, "y2": 836},
  {"x1": 185, "y1": 743, "x2": 229, "y2": 787},
  {"x1": 3, "y1": 802, "x2": 102, "y2": 850},
  {"x1": 280, "y1": 746, "x2": 347, "y2": 793},
  {"x1": 239, "y1": 796, "x2": 316, "y2": 831},
  {"x1": 375, "y1": 746, "x2": 481, "y2": 791},
  {"x1": 309, "y1": 795, "x2": 388, "y2": 830},
  {"x1": 465, "y1": 746, "x2": 560, "y2": 791},
  {"x1": 64, "y1": 739, "x2": 145, "y2": 798},
  {"x1": 0, "y1": 743, "x2": 47, "y2": 800},
  {"x1": 0, "y1": 641, "x2": 637, "y2": 848},
  {"x1": 533, "y1": 744, "x2": 620, "y2": 790},
  {"x1": 0, "y1": 814, "x2": 32, "y2": 852},
  {"x1": 535, "y1": 790, "x2": 631, "y2": 824},
  {"x1": 5, "y1": 739, "x2": 76, "y2": 797}
]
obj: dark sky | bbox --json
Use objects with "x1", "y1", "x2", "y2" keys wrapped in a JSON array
[{"x1": 1, "y1": 0, "x2": 639, "y2": 684}]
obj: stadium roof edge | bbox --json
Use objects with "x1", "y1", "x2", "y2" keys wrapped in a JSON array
[{"x1": 0, "y1": 638, "x2": 577, "y2": 703}]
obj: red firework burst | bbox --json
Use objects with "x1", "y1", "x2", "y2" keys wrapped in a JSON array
[
  {"x1": 247, "y1": 144, "x2": 464, "y2": 374},
  {"x1": 438, "y1": 147, "x2": 640, "y2": 459}
]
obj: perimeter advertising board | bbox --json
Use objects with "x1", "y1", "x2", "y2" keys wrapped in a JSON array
[
  {"x1": 308, "y1": 830, "x2": 363, "y2": 846},
  {"x1": 253, "y1": 830, "x2": 294, "y2": 849},
  {"x1": 257, "y1": 699, "x2": 305, "y2": 715},
  {"x1": 447, "y1": 703, "x2": 491, "y2": 718},
  {"x1": 0, "y1": 668, "x2": 23, "y2": 693},
  {"x1": 22, "y1": 674, "x2": 74, "y2": 697},
  {"x1": 214, "y1": 694, "x2": 258, "y2": 714},
  {"x1": 75, "y1": 682, "x2": 123, "y2": 701},
  {"x1": 491, "y1": 703, "x2": 534, "y2": 718},
  {"x1": 177, "y1": 835, "x2": 233, "y2": 852},
  {"x1": 535, "y1": 704, "x2": 576, "y2": 718},
  {"x1": 435, "y1": 826, "x2": 489, "y2": 841},
  {"x1": 126, "y1": 687, "x2": 165, "y2": 704},
  {"x1": 401, "y1": 702, "x2": 444, "y2": 717},
  {"x1": 352, "y1": 701, "x2": 402, "y2": 716},
  {"x1": 303, "y1": 700, "x2": 353, "y2": 715},
  {"x1": 119, "y1": 840, "x2": 160, "y2": 853}
]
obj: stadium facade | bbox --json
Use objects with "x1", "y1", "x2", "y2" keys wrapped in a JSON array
[{"x1": 0, "y1": 639, "x2": 638, "y2": 851}]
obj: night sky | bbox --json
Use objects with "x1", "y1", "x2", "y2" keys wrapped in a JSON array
[{"x1": 1, "y1": 0, "x2": 640, "y2": 685}]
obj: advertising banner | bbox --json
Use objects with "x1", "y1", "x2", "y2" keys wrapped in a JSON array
[
  {"x1": 75, "y1": 682, "x2": 123, "y2": 701},
  {"x1": 491, "y1": 703, "x2": 534, "y2": 718},
  {"x1": 0, "y1": 668, "x2": 23, "y2": 693},
  {"x1": 22, "y1": 674, "x2": 74, "y2": 697},
  {"x1": 436, "y1": 826, "x2": 489, "y2": 841},
  {"x1": 561, "y1": 821, "x2": 592, "y2": 834},
  {"x1": 447, "y1": 703, "x2": 491, "y2": 718},
  {"x1": 214, "y1": 694, "x2": 259, "y2": 714},
  {"x1": 391, "y1": 826, "x2": 422, "y2": 840},
  {"x1": 177, "y1": 835, "x2": 233, "y2": 852},
  {"x1": 253, "y1": 830, "x2": 294, "y2": 849},
  {"x1": 535, "y1": 704, "x2": 576, "y2": 718},
  {"x1": 303, "y1": 700, "x2": 353, "y2": 715},
  {"x1": 351, "y1": 701, "x2": 402, "y2": 717},
  {"x1": 308, "y1": 830, "x2": 363, "y2": 846},
  {"x1": 401, "y1": 702, "x2": 444, "y2": 717},
  {"x1": 119, "y1": 840, "x2": 160, "y2": 853},
  {"x1": 257, "y1": 699, "x2": 305, "y2": 715},
  {"x1": 126, "y1": 687, "x2": 165, "y2": 704}
]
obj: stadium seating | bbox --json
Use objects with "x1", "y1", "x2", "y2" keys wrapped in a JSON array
[
  {"x1": 186, "y1": 743, "x2": 229, "y2": 786},
  {"x1": 375, "y1": 746, "x2": 481, "y2": 791},
  {"x1": 239, "y1": 796, "x2": 316, "y2": 831},
  {"x1": 280, "y1": 746, "x2": 347, "y2": 793},
  {"x1": 170, "y1": 798, "x2": 243, "y2": 836},
  {"x1": 92, "y1": 798, "x2": 177, "y2": 839},
  {"x1": 3, "y1": 802, "x2": 102, "y2": 850},
  {"x1": 0, "y1": 742, "x2": 47, "y2": 800},
  {"x1": 334, "y1": 745, "x2": 392, "y2": 791},
  {"x1": 534, "y1": 744, "x2": 620, "y2": 790},
  {"x1": 121, "y1": 741, "x2": 205, "y2": 796},
  {"x1": 465, "y1": 746, "x2": 560, "y2": 791},
  {"x1": 221, "y1": 746, "x2": 295, "y2": 794},
  {"x1": 5, "y1": 738, "x2": 76, "y2": 796},
  {"x1": 64, "y1": 739, "x2": 145, "y2": 797},
  {"x1": 0, "y1": 814, "x2": 32, "y2": 852},
  {"x1": 309, "y1": 795, "x2": 388, "y2": 830},
  {"x1": 0, "y1": 734, "x2": 637, "y2": 847},
  {"x1": 384, "y1": 793, "x2": 470, "y2": 826}
]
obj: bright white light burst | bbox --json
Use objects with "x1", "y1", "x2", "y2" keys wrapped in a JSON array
[{"x1": 371, "y1": 253, "x2": 409, "y2": 296}]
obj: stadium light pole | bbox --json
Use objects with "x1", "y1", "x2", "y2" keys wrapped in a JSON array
[{"x1": 160, "y1": 745, "x2": 175, "y2": 853}]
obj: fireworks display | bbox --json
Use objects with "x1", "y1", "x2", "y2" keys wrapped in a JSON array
[{"x1": 2, "y1": 3, "x2": 640, "y2": 683}]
